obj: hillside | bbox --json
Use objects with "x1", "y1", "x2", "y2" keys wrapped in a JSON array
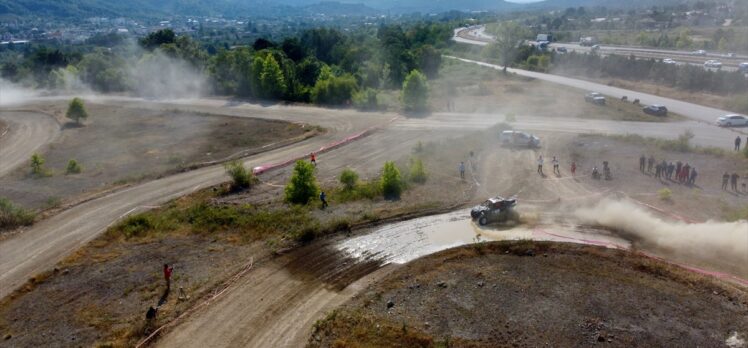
[{"x1": 0, "y1": 0, "x2": 517, "y2": 19}]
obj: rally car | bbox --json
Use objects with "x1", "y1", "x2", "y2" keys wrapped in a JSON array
[{"x1": 470, "y1": 196, "x2": 518, "y2": 226}]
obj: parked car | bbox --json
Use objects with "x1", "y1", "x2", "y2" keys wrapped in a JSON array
[
  {"x1": 704, "y1": 60, "x2": 722, "y2": 69},
  {"x1": 470, "y1": 196, "x2": 518, "y2": 225},
  {"x1": 739, "y1": 62, "x2": 748, "y2": 74},
  {"x1": 643, "y1": 105, "x2": 668, "y2": 117},
  {"x1": 692, "y1": 50, "x2": 707, "y2": 56},
  {"x1": 556, "y1": 47, "x2": 568, "y2": 53},
  {"x1": 584, "y1": 92, "x2": 606, "y2": 105},
  {"x1": 499, "y1": 130, "x2": 540, "y2": 148},
  {"x1": 662, "y1": 58, "x2": 677, "y2": 64},
  {"x1": 716, "y1": 114, "x2": 748, "y2": 127}
]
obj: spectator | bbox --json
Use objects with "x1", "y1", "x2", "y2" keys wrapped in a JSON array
[
  {"x1": 722, "y1": 172, "x2": 730, "y2": 190},
  {"x1": 163, "y1": 264, "x2": 174, "y2": 289},
  {"x1": 731, "y1": 173, "x2": 740, "y2": 191},
  {"x1": 736, "y1": 136, "x2": 742, "y2": 151}
]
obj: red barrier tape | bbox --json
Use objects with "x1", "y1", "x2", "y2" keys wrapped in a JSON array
[
  {"x1": 532, "y1": 227, "x2": 748, "y2": 287},
  {"x1": 252, "y1": 116, "x2": 399, "y2": 175}
]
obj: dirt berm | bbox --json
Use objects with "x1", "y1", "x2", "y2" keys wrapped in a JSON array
[{"x1": 310, "y1": 241, "x2": 748, "y2": 347}]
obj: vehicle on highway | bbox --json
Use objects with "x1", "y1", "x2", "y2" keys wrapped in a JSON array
[
  {"x1": 499, "y1": 130, "x2": 540, "y2": 148},
  {"x1": 716, "y1": 114, "x2": 748, "y2": 127},
  {"x1": 662, "y1": 58, "x2": 677, "y2": 65},
  {"x1": 692, "y1": 50, "x2": 707, "y2": 56},
  {"x1": 727, "y1": 53, "x2": 736, "y2": 58},
  {"x1": 590, "y1": 44, "x2": 600, "y2": 52},
  {"x1": 556, "y1": 47, "x2": 567, "y2": 53},
  {"x1": 584, "y1": 92, "x2": 606, "y2": 105},
  {"x1": 739, "y1": 62, "x2": 748, "y2": 73},
  {"x1": 643, "y1": 105, "x2": 668, "y2": 117},
  {"x1": 704, "y1": 60, "x2": 722, "y2": 69},
  {"x1": 470, "y1": 196, "x2": 518, "y2": 225}
]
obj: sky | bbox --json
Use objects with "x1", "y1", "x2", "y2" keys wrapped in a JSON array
[{"x1": 504, "y1": 0, "x2": 546, "y2": 3}]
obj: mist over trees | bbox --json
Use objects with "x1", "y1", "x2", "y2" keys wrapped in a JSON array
[{"x1": 1, "y1": 21, "x2": 452, "y2": 110}]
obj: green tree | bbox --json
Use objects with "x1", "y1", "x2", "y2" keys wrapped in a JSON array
[
  {"x1": 30, "y1": 153, "x2": 45, "y2": 176},
  {"x1": 259, "y1": 54, "x2": 286, "y2": 99},
  {"x1": 380, "y1": 161, "x2": 403, "y2": 200},
  {"x1": 66, "y1": 97, "x2": 88, "y2": 125},
  {"x1": 140, "y1": 29, "x2": 176, "y2": 49},
  {"x1": 66, "y1": 159, "x2": 82, "y2": 174},
  {"x1": 285, "y1": 160, "x2": 320, "y2": 204},
  {"x1": 339, "y1": 168, "x2": 359, "y2": 190},
  {"x1": 224, "y1": 161, "x2": 254, "y2": 191},
  {"x1": 352, "y1": 88, "x2": 380, "y2": 111},
  {"x1": 485, "y1": 21, "x2": 529, "y2": 73},
  {"x1": 402, "y1": 70, "x2": 429, "y2": 112},
  {"x1": 409, "y1": 158, "x2": 427, "y2": 184},
  {"x1": 311, "y1": 73, "x2": 357, "y2": 105}
]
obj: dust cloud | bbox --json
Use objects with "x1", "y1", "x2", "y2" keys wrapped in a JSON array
[
  {"x1": 573, "y1": 199, "x2": 748, "y2": 276},
  {"x1": 0, "y1": 78, "x2": 39, "y2": 106},
  {"x1": 127, "y1": 50, "x2": 208, "y2": 99}
]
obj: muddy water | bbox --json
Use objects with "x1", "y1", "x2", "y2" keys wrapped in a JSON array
[
  {"x1": 337, "y1": 207, "x2": 747, "y2": 285},
  {"x1": 337, "y1": 208, "x2": 632, "y2": 265}
]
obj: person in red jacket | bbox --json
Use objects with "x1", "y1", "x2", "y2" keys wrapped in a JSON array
[
  {"x1": 310, "y1": 152, "x2": 317, "y2": 166},
  {"x1": 163, "y1": 264, "x2": 173, "y2": 289},
  {"x1": 570, "y1": 161, "x2": 577, "y2": 176}
]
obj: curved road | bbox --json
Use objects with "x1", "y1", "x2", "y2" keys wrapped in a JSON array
[
  {"x1": 0, "y1": 111, "x2": 60, "y2": 177},
  {"x1": 0, "y1": 99, "x2": 392, "y2": 299}
]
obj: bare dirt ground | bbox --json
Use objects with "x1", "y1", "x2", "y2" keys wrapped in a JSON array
[
  {"x1": 2, "y1": 122, "x2": 746, "y2": 348},
  {"x1": 428, "y1": 59, "x2": 684, "y2": 122},
  {"x1": 0, "y1": 101, "x2": 311, "y2": 210},
  {"x1": 310, "y1": 241, "x2": 748, "y2": 348}
]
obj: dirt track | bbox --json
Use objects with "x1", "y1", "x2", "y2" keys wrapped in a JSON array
[
  {"x1": 0, "y1": 111, "x2": 60, "y2": 177},
  {"x1": 0, "y1": 100, "x2": 393, "y2": 300}
]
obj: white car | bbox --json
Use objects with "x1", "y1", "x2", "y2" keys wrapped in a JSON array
[
  {"x1": 740, "y1": 62, "x2": 748, "y2": 73},
  {"x1": 716, "y1": 114, "x2": 748, "y2": 127},
  {"x1": 662, "y1": 58, "x2": 677, "y2": 64},
  {"x1": 692, "y1": 50, "x2": 707, "y2": 56},
  {"x1": 499, "y1": 130, "x2": 540, "y2": 148},
  {"x1": 704, "y1": 60, "x2": 722, "y2": 69}
]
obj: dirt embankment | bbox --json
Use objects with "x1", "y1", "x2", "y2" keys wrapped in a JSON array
[{"x1": 310, "y1": 241, "x2": 748, "y2": 348}]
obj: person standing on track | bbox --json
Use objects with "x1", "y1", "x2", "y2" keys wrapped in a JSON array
[
  {"x1": 735, "y1": 136, "x2": 742, "y2": 151},
  {"x1": 689, "y1": 167, "x2": 697, "y2": 186},
  {"x1": 552, "y1": 156, "x2": 560, "y2": 175},
  {"x1": 320, "y1": 191, "x2": 328, "y2": 209},
  {"x1": 537, "y1": 155, "x2": 544, "y2": 175},
  {"x1": 722, "y1": 172, "x2": 730, "y2": 190},
  {"x1": 647, "y1": 155, "x2": 655, "y2": 173},
  {"x1": 459, "y1": 161, "x2": 466, "y2": 179},
  {"x1": 163, "y1": 264, "x2": 173, "y2": 289},
  {"x1": 571, "y1": 161, "x2": 577, "y2": 176},
  {"x1": 731, "y1": 173, "x2": 740, "y2": 191}
]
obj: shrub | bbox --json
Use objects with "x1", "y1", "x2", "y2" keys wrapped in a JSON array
[
  {"x1": 224, "y1": 161, "x2": 254, "y2": 191},
  {"x1": 409, "y1": 158, "x2": 427, "y2": 184},
  {"x1": 339, "y1": 168, "x2": 359, "y2": 190},
  {"x1": 30, "y1": 153, "x2": 47, "y2": 176},
  {"x1": 380, "y1": 161, "x2": 403, "y2": 200},
  {"x1": 66, "y1": 97, "x2": 89, "y2": 124},
  {"x1": 658, "y1": 188, "x2": 672, "y2": 201},
  {"x1": 0, "y1": 197, "x2": 35, "y2": 230},
  {"x1": 285, "y1": 160, "x2": 319, "y2": 204},
  {"x1": 352, "y1": 88, "x2": 380, "y2": 111},
  {"x1": 66, "y1": 159, "x2": 82, "y2": 174}
]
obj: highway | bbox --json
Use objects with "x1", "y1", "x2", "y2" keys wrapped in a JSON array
[{"x1": 454, "y1": 26, "x2": 747, "y2": 72}]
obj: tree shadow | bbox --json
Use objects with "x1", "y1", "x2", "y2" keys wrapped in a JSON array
[
  {"x1": 61, "y1": 122, "x2": 85, "y2": 130},
  {"x1": 402, "y1": 110, "x2": 431, "y2": 118}
]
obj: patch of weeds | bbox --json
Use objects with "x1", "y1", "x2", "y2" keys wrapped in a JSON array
[
  {"x1": 0, "y1": 197, "x2": 35, "y2": 231},
  {"x1": 610, "y1": 132, "x2": 734, "y2": 158},
  {"x1": 657, "y1": 188, "x2": 672, "y2": 201},
  {"x1": 725, "y1": 204, "x2": 748, "y2": 222}
]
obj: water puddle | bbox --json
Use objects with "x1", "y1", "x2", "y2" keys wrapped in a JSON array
[{"x1": 336, "y1": 209, "x2": 631, "y2": 265}]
